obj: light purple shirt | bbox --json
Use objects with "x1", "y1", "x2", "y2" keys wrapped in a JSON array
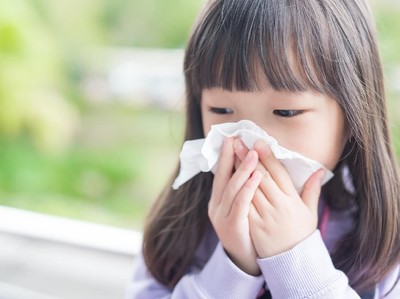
[{"x1": 127, "y1": 200, "x2": 400, "y2": 298}]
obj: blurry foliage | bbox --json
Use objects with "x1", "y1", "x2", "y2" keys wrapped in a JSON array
[
  {"x1": 0, "y1": 0, "x2": 199, "y2": 228},
  {"x1": 99, "y1": 0, "x2": 204, "y2": 48},
  {"x1": 0, "y1": 105, "x2": 183, "y2": 228},
  {"x1": 0, "y1": 1, "x2": 78, "y2": 152},
  {"x1": 0, "y1": 0, "x2": 399, "y2": 228},
  {"x1": 374, "y1": 5, "x2": 400, "y2": 154},
  {"x1": 0, "y1": 0, "x2": 203, "y2": 152},
  {"x1": 374, "y1": 6, "x2": 400, "y2": 67}
]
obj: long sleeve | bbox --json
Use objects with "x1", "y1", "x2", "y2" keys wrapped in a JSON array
[
  {"x1": 258, "y1": 230, "x2": 360, "y2": 299},
  {"x1": 126, "y1": 242, "x2": 264, "y2": 299}
]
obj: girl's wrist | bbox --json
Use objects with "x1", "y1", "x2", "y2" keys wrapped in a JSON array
[{"x1": 226, "y1": 251, "x2": 261, "y2": 276}]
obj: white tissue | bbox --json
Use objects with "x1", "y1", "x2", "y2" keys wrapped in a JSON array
[{"x1": 172, "y1": 120, "x2": 333, "y2": 193}]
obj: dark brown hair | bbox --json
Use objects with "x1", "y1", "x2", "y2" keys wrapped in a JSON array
[{"x1": 143, "y1": 0, "x2": 400, "y2": 293}]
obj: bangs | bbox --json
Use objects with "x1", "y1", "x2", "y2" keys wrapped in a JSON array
[{"x1": 185, "y1": 0, "x2": 337, "y2": 97}]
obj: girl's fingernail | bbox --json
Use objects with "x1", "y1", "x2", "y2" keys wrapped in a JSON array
[
  {"x1": 246, "y1": 150, "x2": 255, "y2": 162},
  {"x1": 234, "y1": 139, "x2": 243, "y2": 151}
]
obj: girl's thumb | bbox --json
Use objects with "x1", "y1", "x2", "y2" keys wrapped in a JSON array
[{"x1": 301, "y1": 169, "x2": 325, "y2": 213}]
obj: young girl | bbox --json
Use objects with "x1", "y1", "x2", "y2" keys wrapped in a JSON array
[{"x1": 127, "y1": 0, "x2": 400, "y2": 298}]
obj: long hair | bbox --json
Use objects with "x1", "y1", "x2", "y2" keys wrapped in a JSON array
[{"x1": 143, "y1": 0, "x2": 400, "y2": 293}]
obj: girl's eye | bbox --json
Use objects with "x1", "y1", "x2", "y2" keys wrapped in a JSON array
[
  {"x1": 209, "y1": 107, "x2": 234, "y2": 114},
  {"x1": 273, "y1": 110, "x2": 303, "y2": 117}
]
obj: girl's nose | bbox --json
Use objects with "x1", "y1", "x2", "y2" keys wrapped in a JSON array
[{"x1": 235, "y1": 115, "x2": 267, "y2": 131}]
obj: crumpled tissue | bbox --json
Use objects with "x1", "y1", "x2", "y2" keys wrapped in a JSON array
[{"x1": 172, "y1": 120, "x2": 333, "y2": 193}]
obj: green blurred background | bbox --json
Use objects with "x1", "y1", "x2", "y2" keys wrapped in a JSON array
[{"x1": 0, "y1": 0, "x2": 399, "y2": 230}]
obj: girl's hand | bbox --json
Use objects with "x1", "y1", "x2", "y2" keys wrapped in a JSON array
[
  {"x1": 233, "y1": 138, "x2": 325, "y2": 258},
  {"x1": 208, "y1": 137, "x2": 263, "y2": 275}
]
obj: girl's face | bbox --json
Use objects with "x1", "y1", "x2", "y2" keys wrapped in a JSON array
[{"x1": 201, "y1": 87, "x2": 348, "y2": 171}]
